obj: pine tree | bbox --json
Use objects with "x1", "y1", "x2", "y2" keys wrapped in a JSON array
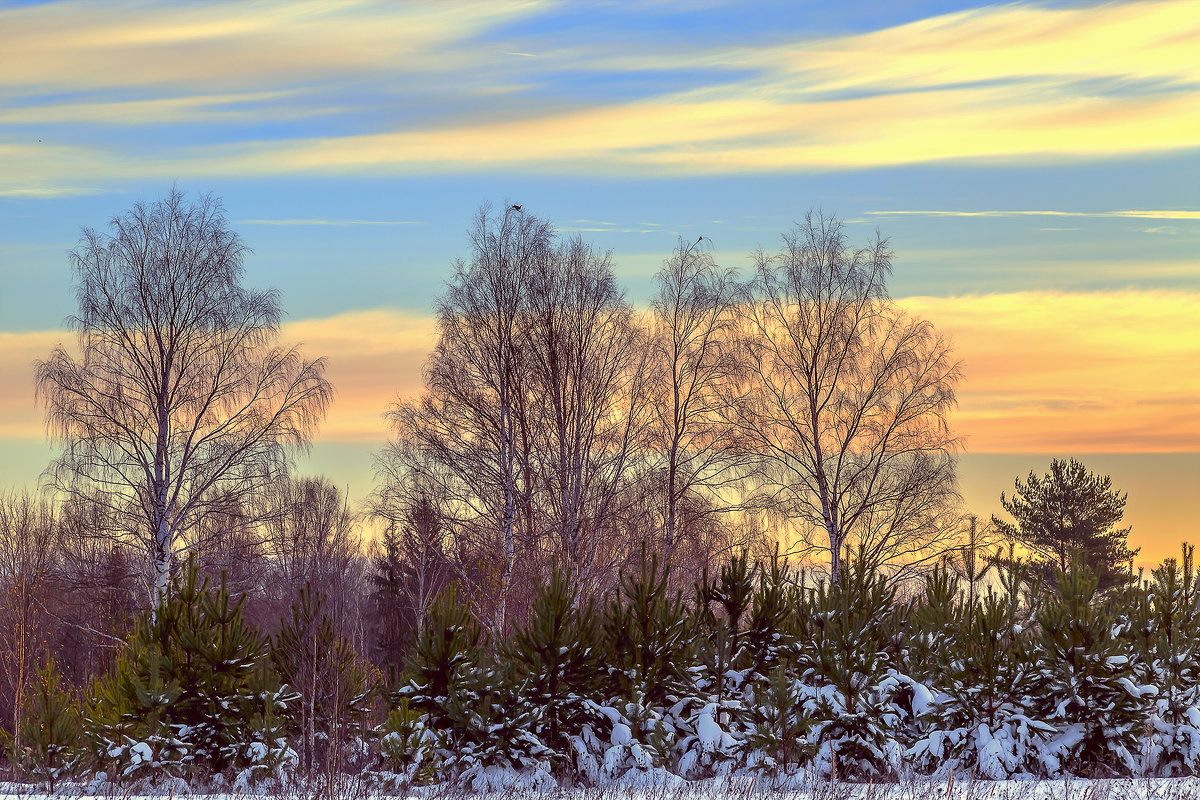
[
  {"x1": 908, "y1": 560, "x2": 1049, "y2": 778},
  {"x1": 994, "y1": 458, "x2": 1138, "y2": 593},
  {"x1": 397, "y1": 584, "x2": 483, "y2": 734},
  {"x1": 797, "y1": 553, "x2": 900, "y2": 779},
  {"x1": 397, "y1": 584, "x2": 548, "y2": 783},
  {"x1": 5, "y1": 660, "x2": 85, "y2": 791},
  {"x1": 504, "y1": 570, "x2": 604, "y2": 772},
  {"x1": 88, "y1": 560, "x2": 295, "y2": 783},
  {"x1": 1128, "y1": 544, "x2": 1200, "y2": 775},
  {"x1": 742, "y1": 665, "x2": 814, "y2": 778},
  {"x1": 272, "y1": 584, "x2": 371, "y2": 776},
  {"x1": 603, "y1": 550, "x2": 695, "y2": 709},
  {"x1": 600, "y1": 549, "x2": 695, "y2": 770},
  {"x1": 1033, "y1": 556, "x2": 1150, "y2": 776}
]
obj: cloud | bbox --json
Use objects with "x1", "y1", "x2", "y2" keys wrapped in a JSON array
[
  {"x1": 0, "y1": 0, "x2": 546, "y2": 95},
  {"x1": 236, "y1": 219, "x2": 426, "y2": 227},
  {"x1": 0, "y1": 186, "x2": 102, "y2": 198},
  {"x1": 868, "y1": 210, "x2": 1200, "y2": 220},
  {"x1": 6, "y1": 295, "x2": 1197, "y2": 454},
  {"x1": 1, "y1": 0, "x2": 1198, "y2": 189},
  {"x1": 902, "y1": 290, "x2": 1200, "y2": 453},
  {"x1": 0, "y1": 310, "x2": 437, "y2": 442}
]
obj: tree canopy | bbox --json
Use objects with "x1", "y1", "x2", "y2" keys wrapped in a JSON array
[{"x1": 992, "y1": 458, "x2": 1138, "y2": 591}]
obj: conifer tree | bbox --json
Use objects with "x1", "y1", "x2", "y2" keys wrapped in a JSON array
[
  {"x1": 398, "y1": 584, "x2": 483, "y2": 734},
  {"x1": 5, "y1": 660, "x2": 84, "y2": 791},
  {"x1": 603, "y1": 550, "x2": 695, "y2": 708},
  {"x1": 600, "y1": 550, "x2": 696, "y2": 770},
  {"x1": 88, "y1": 560, "x2": 294, "y2": 783},
  {"x1": 797, "y1": 553, "x2": 899, "y2": 778},
  {"x1": 994, "y1": 458, "x2": 1138, "y2": 593},
  {"x1": 1033, "y1": 557, "x2": 1150, "y2": 776},
  {"x1": 505, "y1": 571, "x2": 603, "y2": 771},
  {"x1": 272, "y1": 584, "x2": 370, "y2": 775},
  {"x1": 909, "y1": 561, "x2": 1049, "y2": 778},
  {"x1": 1128, "y1": 544, "x2": 1200, "y2": 775}
]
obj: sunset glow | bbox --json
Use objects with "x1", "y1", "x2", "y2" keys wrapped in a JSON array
[{"x1": 1, "y1": 0, "x2": 1197, "y2": 564}]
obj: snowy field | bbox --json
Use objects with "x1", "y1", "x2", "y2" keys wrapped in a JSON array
[{"x1": 8, "y1": 776, "x2": 1200, "y2": 800}]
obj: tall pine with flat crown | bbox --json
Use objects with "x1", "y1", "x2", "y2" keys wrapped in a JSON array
[{"x1": 993, "y1": 458, "x2": 1137, "y2": 593}]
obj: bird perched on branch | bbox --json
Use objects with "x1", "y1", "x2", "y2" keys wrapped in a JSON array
[{"x1": 511, "y1": 204, "x2": 523, "y2": 211}]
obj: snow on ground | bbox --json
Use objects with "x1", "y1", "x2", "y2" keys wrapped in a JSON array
[{"x1": 6, "y1": 775, "x2": 1200, "y2": 800}]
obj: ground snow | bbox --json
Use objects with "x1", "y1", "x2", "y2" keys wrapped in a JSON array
[{"x1": 7, "y1": 776, "x2": 1200, "y2": 799}]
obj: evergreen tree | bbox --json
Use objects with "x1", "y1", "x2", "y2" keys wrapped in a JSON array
[
  {"x1": 272, "y1": 584, "x2": 371, "y2": 775},
  {"x1": 397, "y1": 584, "x2": 548, "y2": 784},
  {"x1": 1033, "y1": 557, "x2": 1151, "y2": 776},
  {"x1": 397, "y1": 584, "x2": 483, "y2": 734},
  {"x1": 603, "y1": 550, "x2": 695, "y2": 709},
  {"x1": 908, "y1": 560, "x2": 1049, "y2": 778},
  {"x1": 797, "y1": 553, "x2": 900, "y2": 778},
  {"x1": 5, "y1": 660, "x2": 85, "y2": 791},
  {"x1": 993, "y1": 458, "x2": 1138, "y2": 592},
  {"x1": 1128, "y1": 544, "x2": 1200, "y2": 775},
  {"x1": 88, "y1": 560, "x2": 294, "y2": 783},
  {"x1": 504, "y1": 570, "x2": 603, "y2": 772}
]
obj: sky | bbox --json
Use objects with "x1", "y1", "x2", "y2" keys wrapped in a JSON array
[{"x1": 1, "y1": 0, "x2": 1197, "y2": 565}]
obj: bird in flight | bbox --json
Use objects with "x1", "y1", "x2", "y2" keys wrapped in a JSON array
[{"x1": 511, "y1": 204, "x2": 523, "y2": 211}]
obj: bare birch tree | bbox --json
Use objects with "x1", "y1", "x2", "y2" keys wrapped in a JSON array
[
  {"x1": 521, "y1": 235, "x2": 653, "y2": 596},
  {"x1": 730, "y1": 213, "x2": 962, "y2": 583},
  {"x1": 35, "y1": 189, "x2": 333, "y2": 608},
  {"x1": 649, "y1": 237, "x2": 748, "y2": 562},
  {"x1": 385, "y1": 204, "x2": 553, "y2": 632},
  {"x1": 0, "y1": 491, "x2": 60, "y2": 746}
]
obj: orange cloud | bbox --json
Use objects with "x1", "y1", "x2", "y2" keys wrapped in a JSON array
[
  {"x1": 903, "y1": 291, "x2": 1200, "y2": 453},
  {"x1": 0, "y1": 311, "x2": 436, "y2": 442},
  {"x1": 281, "y1": 310, "x2": 436, "y2": 442}
]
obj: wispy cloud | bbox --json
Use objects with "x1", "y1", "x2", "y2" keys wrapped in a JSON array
[
  {"x1": 236, "y1": 219, "x2": 426, "y2": 227},
  {"x1": 0, "y1": 186, "x2": 102, "y2": 198},
  {"x1": 1, "y1": 0, "x2": 1197, "y2": 189},
  {"x1": 869, "y1": 209, "x2": 1200, "y2": 220}
]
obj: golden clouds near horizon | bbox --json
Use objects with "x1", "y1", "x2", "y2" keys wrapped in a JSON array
[
  {"x1": 281, "y1": 310, "x2": 436, "y2": 442},
  {"x1": 0, "y1": 311, "x2": 436, "y2": 442},
  {"x1": 906, "y1": 291, "x2": 1200, "y2": 453},
  {"x1": 2, "y1": 293, "x2": 1197, "y2": 453}
]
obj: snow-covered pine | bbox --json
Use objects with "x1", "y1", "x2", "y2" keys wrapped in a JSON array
[
  {"x1": 87, "y1": 560, "x2": 295, "y2": 785},
  {"x1": 907, "y1": 561, "x2": 1051, "y2": 778},
  {"x1": 598, "y1": 551, "x2": 695, "y2": 777},
  {"x1": 4, "y1": 659, "x2": 85, "y2": 791},
  {"x1": 271, "y1": 583, "x2": 372, "y2": 775},
  {"x1": 795, "y1": 554, "x2": 903, "y2": 779},
  {"x1": 1033, "y1": 557, "x2": 1152, "y2": 777},
  {"x1": 503, "y1": 570, "x2": 605, "y2": 776},
  {"x1": 1129, "y1": 544, "x2": 1200, "y2": 776}
]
